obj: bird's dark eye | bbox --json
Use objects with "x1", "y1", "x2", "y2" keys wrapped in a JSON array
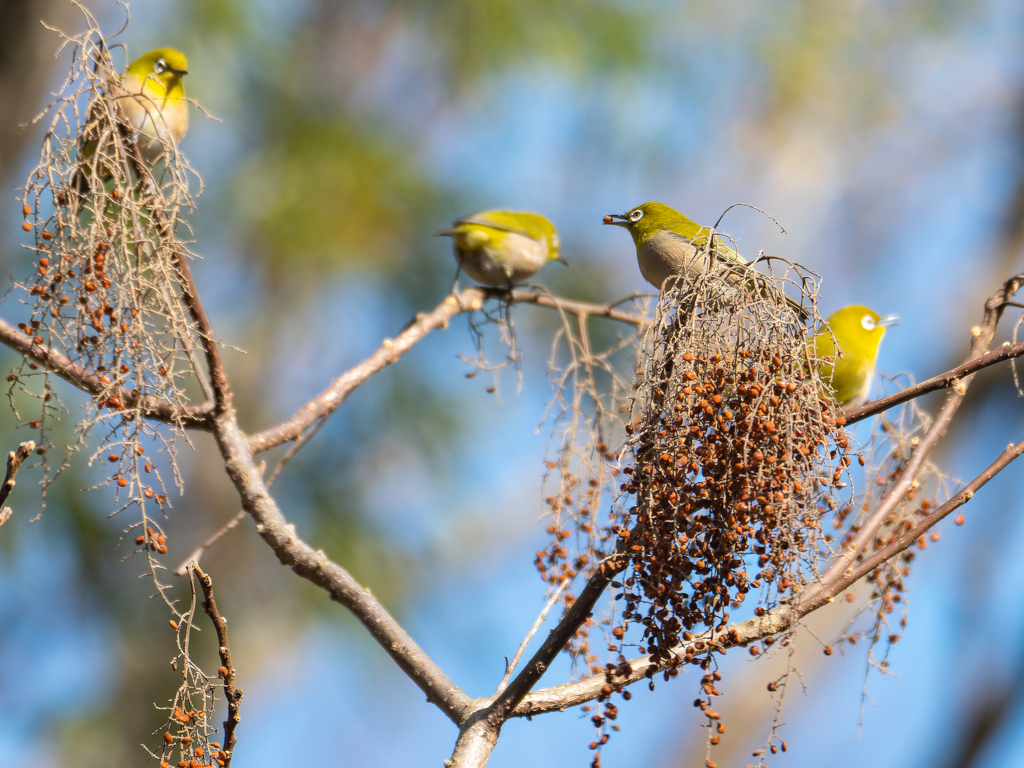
[
  {"x1": 630, "y1": 209, "x2": 644, "y2": 222},
  {"x1": 154, "y1": 59, "x2": 167, "y2": 73},
  {"x1": 861, "y1": 315, "x2": 876, "y2": 331}
]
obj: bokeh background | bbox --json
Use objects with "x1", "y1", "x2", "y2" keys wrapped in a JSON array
[{"x1": 1, "y1": 1, "x2": 1024, "y2": 766}]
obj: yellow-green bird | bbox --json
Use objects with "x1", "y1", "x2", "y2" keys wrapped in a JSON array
[
  {"x1": 435, "y1": 210, "x2": 565, "y2": 287},
  {"x1": 813, "y1": 305, "x2": 899, "y2": 411},
  {"x1": 75, "y1": 48, "x2": 189, "y2": 191},
  {"x1": 603, "y1": 202, "x2": 807, "y2": 319}
]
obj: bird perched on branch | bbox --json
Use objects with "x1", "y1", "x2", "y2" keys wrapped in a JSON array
[
  {"x1": 813, "y1": 305, "x2": 899, "y2": 412},
  {"x1": 73, "y1": 48, "x2": 189, "y2": 192},
  {"x1": 603, "y1": 202, "x2": 807, "y2": 319},
  {"x1": 435, "y1": 210, "x2": 566, "y2": 288}
]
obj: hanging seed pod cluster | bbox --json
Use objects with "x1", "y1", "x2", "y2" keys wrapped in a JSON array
[
  {"x1": 587, "y1": 261, "x2": 856, "y2": 762},
  {"x1": 615, "y1": 264, "x2": 852, "y2": 661},
  {"x1": 535, "y1": 298, "x2": 645, "y2": 674},
  {"x1": 11, "y1": 25, "x2": 204, "y2": 509}
]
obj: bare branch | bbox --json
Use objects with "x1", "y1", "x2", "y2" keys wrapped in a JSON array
[
  {"x1": 248, "y1": 287, "x2": 646, "y2": 454},
  {"x1": 191, "y1": 564, "x2": 242, "y2": 767},
  {"x1": 808, "y1": 437, "x2": 1024, "y2": 610},
  {"x1": 845, "y1": 338, "x2": 1024, "y2": 424},
  {"x1": 505, "y1": 288, "x2": 648, "y2": 327},
  {"x1": 489, "y1": 547, "x2": 629, "y2": 720},
  {"x1": 513, "y1": 607, "x2": 797, "y2": 717},
  {"x1": 212, "y1": 413, "x2": 473, "y2": 723},
  {"x1": 0, "y1": 440, "x2": 35, "y2": 526},
  {"x1": 0, "y1": 315, "x2": 212, "y2": 428}
]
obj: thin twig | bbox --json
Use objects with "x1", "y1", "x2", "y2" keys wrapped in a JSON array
[
  {"x1": 248, "y1": 288, "x2": 647, "y2": 454},
  {"x1": 809, "y1": 437, "x2": 1024, "y2": 608},
  {"x1": 191, "y1": 564, "x2": 242, "y2": 767},
  {"x1": 0, "y1": 441, "x2": 35, "y2": 526},
  {"x1": 496, "y1": 579, "x2": 570, "y2": 695},
  {"x1": 174, "y1": 509, "x2": 246, "y2": 576}
]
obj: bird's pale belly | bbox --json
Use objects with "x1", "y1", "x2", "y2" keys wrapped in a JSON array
[
  {"x1": 456, "y1": 233, "x2": 546, "y2": 287},
  {"x1": 637, "y1": 231, "x2": 706, "y2": 291}
]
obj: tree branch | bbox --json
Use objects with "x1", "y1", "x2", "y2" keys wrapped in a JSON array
[
  {"x1": 805, "y1": 437, "x2": 1024, "y2": 611},
  {"x1": 211, "y1": 411, "x2": 473, "y2": 724},
  {"x1": 247, "y1": 288, "x2": 646, "y2": 454},
  {"x1": 191, "y1": 564, "x2": 242, "y2": 767},
  {"x1": 0, "y1": 315, "x2": 213, "y2": 428},
  {"x1": 0, "y1": 440, "x2": 34, "y2": 526},
  {"x1": 513, "y1": 606, "x2": 797, "y2": 718},
  {"x1": 845, "y1": 338, "x2": 1024, "y2": 424}
]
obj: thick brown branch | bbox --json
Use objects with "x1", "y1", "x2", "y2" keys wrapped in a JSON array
[
  {"x1": 0, "y1": 315, "x2": 212, "y2": 428},
  {"x1": 248, "y1": 288, "x2": 646, "y2": 454},
  {"x1": 211, "y1": 411, "x2": 472, "y2": 724},
  {"x1": 191, "y1": 564, "x2": 242, "y2": 766},
  {"x1": 0, "y1": 440, "x2": 34, "y2": 526},
  {"x1": 845, "y1": 338, "x2": 1024, "y2": 424}
]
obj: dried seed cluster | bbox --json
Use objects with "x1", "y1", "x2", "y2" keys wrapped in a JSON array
[
  {"x1": 11, "y1": 28, "x2": 203, "y2": 514},
  {"x1": 617, "y1": 343, "x2": 848, "y2": 656},
  {"x1": 588, "y1": 263, "x2": 849, "y2": 763}
]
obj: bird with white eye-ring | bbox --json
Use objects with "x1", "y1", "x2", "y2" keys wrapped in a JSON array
[{"x1": 813, "y1": 305, "x2": 900, "y2": 411}]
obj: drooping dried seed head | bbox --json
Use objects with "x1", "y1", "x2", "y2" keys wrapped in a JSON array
[{"x1": 616, "y1": 261, "x2": 852, "y2": 666}]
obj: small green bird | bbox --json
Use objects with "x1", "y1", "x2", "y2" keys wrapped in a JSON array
[
  {"x1": 813, "y1": 305, "x2": 899, "y2": 411},
  {"x1": 75, "y1": 48, "x2": 189, "y2": 191},
  {"x1": 603, "y1": 202, "x2": 807, "y2": 319},
  {"x1": 435, "y1": 210, "x2": 565, "y2": 287}
]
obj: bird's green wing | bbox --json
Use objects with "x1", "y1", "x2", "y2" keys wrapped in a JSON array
[
  {"x1": 456, "y1": 210, "x2": 545, "y2": 240},
  {"x1": 664, "y1": 226, "x2": 747, "y2": 266}
]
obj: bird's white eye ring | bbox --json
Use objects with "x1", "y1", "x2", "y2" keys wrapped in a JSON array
[
  {"x1": 155, "y1": 59, "x2": 167, "y2": 73},
  {"x1": 861, "y1": 315, "x2": 876, "y2": 331},
  {"x1": 630, "y1": 209, "x2": 644, "y2": 222},
  {"x1": 551, "y1": 233, "x2": 560, "y2": 249}
]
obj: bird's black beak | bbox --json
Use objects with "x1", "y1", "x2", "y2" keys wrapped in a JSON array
[
  {"x1": 554, "y1": 255, "x2": 569, "y2": 267},
  {"x1": 878, "y1": 314, "x2": 900, "y2": 328},
  {"x1": 173, "y1": 68, "x2": 189, "y2": 76},
  {"x1": 602, "y1": 213, "x2": 629, "y2": 227}
]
